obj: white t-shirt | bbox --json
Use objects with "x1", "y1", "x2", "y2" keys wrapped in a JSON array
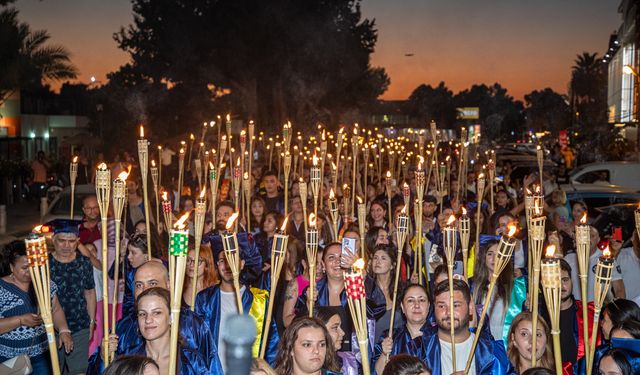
[
  {"x1": 161, "y1": 148, "x2": 176, "y2": 166},
  {"x1": 440, "y1": 333, "x2": 476, "y2": 375},
  {"x1": 616, "y1": 247, "x2": 640, "y2": 300},
  {"x1": 218, "y1": 286, "x2": 246, "y2": 371}
]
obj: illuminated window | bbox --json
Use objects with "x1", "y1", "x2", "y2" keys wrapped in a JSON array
[{"x1": 621, "y1": 44, "x2": 635, "y2": 122}]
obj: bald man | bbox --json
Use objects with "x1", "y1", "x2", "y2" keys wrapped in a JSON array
[{"x1": 89, "y1": 260, "x2": 222, "y2": 374}]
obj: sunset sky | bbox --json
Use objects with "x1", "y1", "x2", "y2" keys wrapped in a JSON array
[{"x1": 15, "y1": 0, "x2": 620, "y2": 101}]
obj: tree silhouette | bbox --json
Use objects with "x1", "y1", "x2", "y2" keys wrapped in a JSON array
[
  {"x1": 524, "y1": 88, "x2": 571, "y2": 134},
  {"x1": 407, "y1": 82, "x2": 458, "y2": 127},
  {"x1": 0, "y1": 5, "x2": 77, "y2": 106}
]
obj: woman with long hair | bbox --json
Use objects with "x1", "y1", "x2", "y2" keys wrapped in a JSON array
[
  {"x1": 367, "y1": 244, "x2": 403, "y2": 343},
  {"x1": 275, "y1": 317, "x2": 342, "y2": 375},
  {"x1": 122, "y1": 232, "x2": 164, "y2": 318},
  {"x1": 313, "y1": 307, "x2": 358, "y2": 375},
  {"x1": 472, "y1": 239, "x2": 518, "y2": 343},
  {"x1": 182, "y1": 244, "x2": 218, "y2": 308},
  {"x1": 507, "y1": 312, "x2": 555, "y2": 374},
  {"x1": 367, "y1": 200, "x2": 388, "y2": 230},
  {"x1": 364, "y1": 226, "x2": 390, "y2": 257},
  {"x1": 316, "y1": 213, "x2": 333, "y2": 250},
  {"x1": 373, "y1": 284, "x2": 432, "y2": 374},
  {"x1": 255, "y1": 211, "x2": 282, "y2": 262},
  {"x1": 250, "y1": 196, "x2": 267, "y2": 234},
  {"x1": 103, "y1": 355, "x2": 159, "y2": 375}
]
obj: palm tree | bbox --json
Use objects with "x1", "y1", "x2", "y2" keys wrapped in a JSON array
[
  {"x1": 569, "y1": 52, "x2": 603, "y2": 108},
  {"x1": 0, "y1": 6, "x2": 77, "y2": 106}
]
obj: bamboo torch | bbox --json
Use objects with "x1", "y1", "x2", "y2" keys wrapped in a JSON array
[
  {"x1": 388, "y1": 206, "x2": 409, "y2": 342},
  {"x1": 385, "y1": 171, "x2": 393, "y2": 226},
  {"x1": 310, "y1": 154, "x2": 321, "y2": 216},
  {"x1": 259, "y1": 219, "x2": 289, "y2": 358},
  {"x1": 177, "y1": 147, "x2": 185, "y2": 209},
  {"x1": 415, "y1": 160, "x2": 425, "y2": 284},
  {"x1": 344, "y1": 258, "x2": 371, "y2": 375},
  {"x1": 299, "y1": 178, "x2": 309, "y2": 234},
  {"x1": 488, "y1": 158, "x2": 495, "y2": 214},
  {"x1": 194, "y1": 158, "x2": 202, "y2": 190},
  {"x1": 190, "y1": 188, "x2": 207, "y2": 310},
  {"x1": 187, "y1": 133, "x2": 195, "y2": 172},
  {"x1": 284, "y1": 152, "x2": 292, "y2": 216},
  {"x1": 320, "y1": 131, "x2": 328, "y2": 204},
  {"x1": 138, "y1": 126, "x2": 152, "y2": 258},
  {"x1": 95, "y1": 163, "x2": 111, "y2": 365},
  {"x1": 306, "y1": 213, "x2": 319, "y2": 317},
  {"x1": 168, "y1": 212, "x2": 191, "y2": 375},
  {"x1": 209, "y1": 162, "x2": 220, "y2": 225},
  {"x1": 233, "y1": 158, "x2": 241, "y2": 229},
  {"x1": 474, "y1": 173, "x2": 486, "y2": 253},
  {"x1": 111, "y1": 169, "x2": 128, "y2": 354},
  {"x1": 635, "y1": 202, "x2": 640, "y2": 240},
  {"x1": 69, "y1": 156, "x2": 78, "y2": 219},
  {"x1": 161, "y1": 191, "x2": 173, "y2": 234},
  {"x1": 157, "y1": 145, "x2": 163, "y2": 189},
  {"x1": 575, "y1": 213, "x2": 591, "y2": 364},
  {"x1": 151, "y1": 160, "x2": 160, "y2": 234},
  {"x1": 465, "y1": 224, "x2": 517, "y2": 373},
  {"x1": 586, "y1": 246, "x2": 614, "y2": 375},
  {"x1": 329, "y1": 189, "x2": 339, "y2": 241},
  {"x1": 459, "y1": 206, "x2": 471, "y2": 279},
  {"x1": 541, "y1": 245, "x2": 563, "y2": 375},
  {"x1": 351, "y1": 128, "x2": 359, "y2": 218},
  {"x1": 25, "y1": 230, "x2": 61, "y2": 375},
  {"x1": 529, "y1": 198, "x2": 546, "y2": 367},
  {"x1": 221, "y1": 213, "x2": 244, "y2": 313},
  {"x1": 357, "y1": 196, "x2": 367, "y2": 259},
  {"x1": 243, "y1": 172, "x2": 251, "y2": 230},
  {"x1": 443, "y1": 214, "x2": 458, "y2": 370},
  {"x1": 537, "y1": 144, "x2": 544, "y2": 191}
]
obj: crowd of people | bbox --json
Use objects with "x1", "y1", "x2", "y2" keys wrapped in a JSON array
[{"x1": 2, "y1": 129, "x2": 640, "y2": 375}]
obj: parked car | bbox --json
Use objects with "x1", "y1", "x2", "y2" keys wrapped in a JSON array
[
  {"x1": 568, "y1": 161, "x2": 640, "y2": 190},
  {"x1": 560, "y1": 184, "x2": 640, "y2": 222},
  {"x1": 41, "y1": 184, "x2": 96, "y2": 224}
]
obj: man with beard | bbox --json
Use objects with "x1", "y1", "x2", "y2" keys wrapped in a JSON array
[
  {"x1": 541, "y1": 259, "x2": 597, "y2": 365},
  {"x1": 194, "y1": 243, "x2": 279, "y2": 372},
  {"x1": 87, "y1": 260, "x2": 221, "y2": 374},
  {"x1": 423, "y1": 279, "x2": 514, "y2": 375}
]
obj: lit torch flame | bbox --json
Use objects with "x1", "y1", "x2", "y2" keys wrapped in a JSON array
[
  {"x1": 151, "y1": 160, "x2": 156, "y2": 167},
  {"x1": 117, "y1": 170, "x2": 129, "y2": 181},
  {"x1": 545, "y1": 244, "x2": 556, "y2": 258},
  {"x1": 507, "y1": 224, "x2": 517, "y2": 237},
  {"x1": 174, "y1": 211, "x2": 191, "y2": 230},
  {"x1": 461, "y1": 206, "x2": 467, "y2": 216},
  {"x1": 97, "y1": 162, "x2": 107, "y2": 170},
  {"x1": 446, "y1": 215, "x2": 456, "y2": 226},
  {"x1": 33, "y1": 225, "x2": 43, "y2": 234},
  {"x1": 139, "y1": 125, "x2": 144, "y2": 138},
  {"x1": 312, "y1": 154, "x2": 318, "y2": 167},
  {"x1": 357, "y1": 196, "x2": 363, "y2": 204},
  {"x1": 209, "y1": 162, "x2": 214, "y2": 169},
  {"x1": 72, "y1": 156, "x2": 78, "y2": 163},
  {"x1": 329, "y1": 189, "x2": 335, "y2": 200},
  {"x1": 309, "y1": 213, "x2": 317, "y2": 227},
  {"x1": 162, "y1": 191, "x2": 168, "y2": 201},
  {"x1": 353, "y1": 258, "x2": 365, "y2": 271},
  {"x1": 199, "y1": 187, "x2": 206, "y2": 199},
  {"x1": 280, "y1": 217, "x2": 288, "y2": 231},
  {"x1": 580, "y1": 213, "x2": 587, "y2": 224},
  {"x1": 225, "y1": 212, "x2": 239, "y2": 231},
  {"x1": 386, "y1": 171, "x2": 391, "y2": 179}
]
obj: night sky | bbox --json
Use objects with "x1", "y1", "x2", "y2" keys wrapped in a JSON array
[{"x1": 16, "y1": 0, "x2": 620, "y2": 100}]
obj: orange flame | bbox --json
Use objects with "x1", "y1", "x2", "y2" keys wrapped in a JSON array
[
  {"x1": 225, "y1": 212, "x2": 239, "y2": 230},
  {"x1": 243, "y1": 171, "x2": 249, "y2": 179},
  {"x1": 309, "y1": 213, "x2": 317, "y2": 227},
  {"x1": 461, "y1": 206, "x2": 467, "y2": 215},
  {"x1": 312, "y1": 154, "x2": 318, "y2": 166},
  {"x1": 507, "y1": 224, "x2": 517, "y2": 237},
  {"x1": 209, "y1": 162, "x2": 215, "y2": 169},
  {"x1": 545, "y1": 244, "x2": 556, "y2": 258},
  {"x1": 139, "y1": 125, "x2": 144, "y2": 138},
  {"x1": 446, "y1": 215, "x2": 456, "y2": 226},
  {"x1": 353, "y1": 258, "x2": 365, "y2": 271},
  {"x1": 33, "y1": 225, "x2": 43, "y2": 233},
  {"x1": 603, "y1": 245, "x2": 612, "y2": 258},
  {"x1": 199, "y1": 187, "x2": 206, "y2": 199},
  {"x1": 357, "y1": 196, "x2": 363, "y2": 204},
  {"x1": 174, "y1": 211, "x2": 191, "y2": 230},
  {"x1": 117, "y1": 170, "x2": 129, "y2": 181},
  {"x1": 162, "y1": 191, "x2": 168, "y2": 201},
  {"x1": 332, "y1": 162, "x2": 337, "y2": 170},
  {"x1": 580, "y1": 213, "x2": 587, "y2": 224},
  {"x1": 72, "y1": 156, "x2": 78, "y2": 163},
  {"x1": 151, "y1": 160, "x2": 156, "y2": 167},
  {"x1": 97, "y1": 162, "x2": 107, "y2": 170},
  {"x1": 329, "y1": 189, "x2": 335, "y2": 199},
  {"x1": 280, "y1": 217, "x2": 288, "y2": 231},
  {"x1": 386, "y1": 171, "x2": 391, "y2": 179},
  {"x1": 190, "y1": 133, "x2": 195, "y2": 140}
]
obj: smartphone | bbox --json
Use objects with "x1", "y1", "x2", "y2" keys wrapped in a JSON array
[
  {"x1": 612, "y1": 226, "x2": 623, "y2": 242},
  {"x1": 341, "y1": 237, "x2": 356, "y2": 258}
]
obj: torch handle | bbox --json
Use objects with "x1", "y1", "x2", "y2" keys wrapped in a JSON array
[
  {"x1": 168, "y1": 308, "x2": 182, "y2": 375},
  {"x1": 100, "y1": 217, "x2": 110, "y2": 366},
  {"x1": 70, "y1": 185, "x2": 75, "y2": 220},
  {"x1": 259, "y1": 278, "x2": 278, "y2": 358},
  {"x1": 579, "y1": 275, "x2": 590, "y2": 367},
  {"x1": 465, "y1": 281, "x2": 496, "y2": 374},
  {"x1": 387, "y1": 249, "x2": 404, "y2": 343},
  {"x1": 308, "y1": 263, "x2": 316, "y2": 318},
  {"x1": 587, "y1": 311, "x2": 602, "y2": 375},
  {"x1": 234, "y1": 277, "x2": 244, "y2": 315},
  {"x1": 448, "y1": 264, "x2": 457, "y2": 371},
  {"x1": 44, "y1": 321, "x2": 61, "y2": 375},
  {"x1": 531, "y1": 267, "x2": 541, "y2": 367},
  {"x1": 190, "y1": 242, "x2": 202, "y2": 311},
  {"x1": 111, "y1": 221, "x2": 121, "y2": 338},
  {"x1": 552, "y1": 330, "x2": 562, "y2": 375}
]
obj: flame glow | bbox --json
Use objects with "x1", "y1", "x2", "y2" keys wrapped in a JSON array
[
  {"x1": 580, "y1": 213, "x2": 587, "y2": 224},
  {"x1": 461, "y1": 206, "x2": 467, "y2": 216},
  {"x1": 309, "y1": 213, "x2": 317, "y2": 227},
  {"x1": 97, "y1": 163, "x2": 107, "y2": 170},
  {"x1": 357, "y1": 196, "x2": 363, "y2": 204},
  {"x1": 72, "y1": 156, "x2": 78, "y2": 163},
  {"x1": 386, "y1": 171, "x2": 391, "y2": 179},
  {"x1": 33, "y1": 225, "x2": 43, "y2": 233},
  {"x1": 312, "y1": 154, "x2": 318, "y2": 166},
  {"x1": 139, "y1": 125, "x2": 144, "y2": 138},
  {"x1": 199, "y1": 187, "x2": 206, "y2": 199},
  {"x1": 162, "y1": 191, "x2": 168, "y2": 201},
  {"x1": 225, "y1": 212, "x2": 239, "y2": 230},
  {"x1": 353, "y1": 258, "x2": 365, "y2": 271},
  {"x1": 280, "y1": 217, "x2": 288, "y2": 231},
  {"x1": 151, "y1": 160, "x2": 156, "y2": 167},
  {"x1": 545, "y1": 244, "x2": 556, "y2": 258},
  {"x1": 117, "y1": 170, "x2": 129, "y2": 181},
  {"x1": 174, "y1": 211, "x2": 191, "y2": 230},
  {"x1": 209, "y1": 162, "x2": 214, "y2": 169},
  {"x1": 507, "y1": 224, "x2": 517, "y2": 237},
  {"x1": 446, "y1": 215, "x2": 456, "y2": 226},
  {"x1": 603, "y1": 245, "x2": 612, "y2": 258},
  {"x1": 329, "y1": 189, "x2": 335, "y2": 199}
]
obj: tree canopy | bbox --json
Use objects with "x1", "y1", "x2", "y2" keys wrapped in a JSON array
[{"x1": 111, "y1": 0, "x2": 389, "y2": 132}]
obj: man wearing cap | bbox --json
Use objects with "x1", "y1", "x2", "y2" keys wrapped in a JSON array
[
  {"x1": 49, "y1": 220, "x2": 96, "y2": 374},
  {"x1": 195, "y1": 234, "x2": 279, "y2": 371}
]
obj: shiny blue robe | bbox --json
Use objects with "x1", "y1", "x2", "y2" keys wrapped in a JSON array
[
  {"x1": 202, "y1": 231, "x2": 263, "y2": 286},
  {"x1": 86, "y1": 341, "x2": 209, "y2": 375},
  {"x1": 113, "y1": 306, "x2": 222, "y2": 374},
  {"x1": 420, "y1": 326, "x2": 516, "y2": 375},
  {"x1": 120, "y1": 263, "x2": 136, "y2": 318},
  {"x1": 194, "y1": 284, "x2": 280, "y2": 367},
  {"x1": 371, "y1": 322, "x2": 432, "y2": 375},
  {"x1": 574, "y1": 337, "x2": 640, "y2": 375},
  {"x1": 296, "y1": 277, "x2": 385, "y2": 319}
]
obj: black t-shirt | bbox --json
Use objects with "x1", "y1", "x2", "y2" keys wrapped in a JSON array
[
  {"x1": 263, "y1": 194, "x2": 283, "y2": 214},
  {"x1": 560, "y1": 303, "x2": 578, "y2": 363}
]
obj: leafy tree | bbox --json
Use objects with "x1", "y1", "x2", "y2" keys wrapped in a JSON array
[
  {"x1": 407, "y1": 82, "x2": 458, "y2": 127},
  {"x1": 0, "y1": 5, "x2": 77, "y2": 106},
  {"x1": 524, "y1": 88, "x2": 571, "y2": 134},
  {"x1": 112, "y1": 0, "x2": 389, "y2": 132}
]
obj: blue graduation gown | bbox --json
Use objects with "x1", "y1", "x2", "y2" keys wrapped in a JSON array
[
  {"x1": 202, "y1": 232, "x2": 263, "y2": 286},
  {"x1": 194, "y1": 284, "x2": 280, "y2": 367},
  {"x1": 421, "y1": 326, "x2": 516, "y2": 375},
  {"x1": 574, "y1": 337, "x2": 640, "y2": 375},
  {"x1": 86, "y1": 341, "x2": 209, "y2": 375},
  {"x1": 114, "y1": 306, "x2": 222, "y2": 374},
  {"x1": 371, "y1": 322, "x2": 432, "y2": 375}
]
